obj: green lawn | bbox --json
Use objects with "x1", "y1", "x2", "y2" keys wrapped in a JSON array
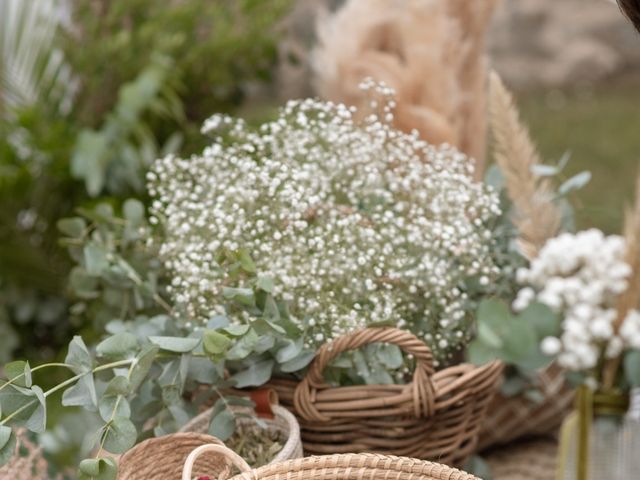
[{"x1": 518, "y1": 82, "x2": 640, "y2": 233}]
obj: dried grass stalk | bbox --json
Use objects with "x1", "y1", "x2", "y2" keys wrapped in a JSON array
[
  {"x1": 313, "y1": 0, "x2": 498, "y2": 171},
  {"x1": 603, "y1": 174, "x2": 640, "y2": 387},
  {"x1": 488, "y1": 72, "x2": 562, "y2": 259},
  {"x1": 615, "y1": 175, "x2": 640, "y2": 325}
]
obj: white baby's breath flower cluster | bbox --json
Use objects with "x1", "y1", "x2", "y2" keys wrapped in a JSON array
[
  {"x1": 147, "y1": 80, "x2": 501, "y2": 362},
  {"x1": 513, "y1": 229, "x2": 640, "y2": 371}
]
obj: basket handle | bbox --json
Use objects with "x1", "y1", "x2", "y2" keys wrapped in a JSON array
[
  {"x1": 294, "y1": 327, "x2": 436, "y2": 422},
  {"x1": 182, "y1": 444, "x2": 251, "y2": 480}
]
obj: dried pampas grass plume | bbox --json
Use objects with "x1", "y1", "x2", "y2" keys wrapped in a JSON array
[
  {"x1": 616, "y1": 176, "x2": 640, "y2": 322},
  {"x1": 489, "y1": 72, "x2": 562, "y2": 259},
  {"x1": 313, "y1": 0, "x2": 499, "y2": 171},
  {"x1": 603, "y1": 173, "x2": 640, "y2": 387}
]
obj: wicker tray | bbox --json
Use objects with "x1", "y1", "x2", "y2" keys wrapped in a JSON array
[{"x1": 269, "y1": 327, "x2": 503, "y2": 466}]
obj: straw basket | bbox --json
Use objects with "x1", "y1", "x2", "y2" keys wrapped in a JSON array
[
  {"x1": 269, "y1": 327, "x2": 503, "y2": 466},
  {"x1": 117, "y1": 433, "x2": 228, "y2": 479},
  {"x1": 478, "y1": 363, "x2": 573, "y2": 450},
  {"x1": 181, "y1": 443, "x2": 480, "y2": 480},
  {"x1": 179, "y1": 403, "x2": 303, "y2": 462}
]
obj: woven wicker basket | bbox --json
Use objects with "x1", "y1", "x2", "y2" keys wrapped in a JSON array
[
  {"x1": 269, "y1": 327, "x2": 503, "y2": 466},
  {"x1": 478, "y1": 363, "x2": 573, "y2": 450},
  {"x1": 179, "y1": 404, "x2": 303, "y2": 462},
  {"x1": 181, "y1": 443, "x2": 480, "y2": 480}
]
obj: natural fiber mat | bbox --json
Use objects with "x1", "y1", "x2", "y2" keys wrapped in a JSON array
[{"x1": 484, "y1": 437, "x2": 558, "y2": 480}]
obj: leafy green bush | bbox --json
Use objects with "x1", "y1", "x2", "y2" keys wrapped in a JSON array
[{"x1": 0, "y1": 0, "x2": 291, "y2": 363}]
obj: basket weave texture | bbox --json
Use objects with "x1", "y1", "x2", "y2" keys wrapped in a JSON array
[
  {"x1": 182, "y1": 444, "x2": 480, "y2": 480},
  {"x1": 179, "y1": 404, "x2": 303, "y2": 462},
  {"x1": 117, "y1": 433, "x2": 227, "y2": 479},
  {"x1": 269, "y1": 327, "x2": 503, "y2": 466},
  {"x1": 478, "y1": 363, "x2": 573, "y2": 450},
  {"x1": 484, "y1": 437, "x2": 558, "y2": 480}
]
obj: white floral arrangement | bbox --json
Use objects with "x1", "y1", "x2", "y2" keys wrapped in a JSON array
[
  {"x1": 147, "y1": 80, "x2": 502, "y2": 363},
  {"x1": 514, "y1": 229, "x2": 640, "y2": 372}
]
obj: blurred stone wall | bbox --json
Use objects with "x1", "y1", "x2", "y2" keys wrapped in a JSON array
[
  {"x1": 278, "y1": 0, "x2": 640, "y2": 95},
  {"x1": 490, "y1": 0, "x2": 640, "y2": 89}
]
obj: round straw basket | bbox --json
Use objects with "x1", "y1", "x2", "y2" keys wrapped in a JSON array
[
  {"x1": 268, "y1": 327, "x2": 503, "y2": 467},
  {"x1": 117, "y1": 433, "x2": 229, "y2": 480},
  {"x1": 179, "y1": 404, "x2": 303, "y2": 462},
  {"x1": 181, "y1": 443, "x2": 480, "y2": 480},
  {"x1": 478, "y1": 363, "x2": 573, "y2": 450}
]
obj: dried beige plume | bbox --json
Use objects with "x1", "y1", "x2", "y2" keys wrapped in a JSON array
[
  {"x1": 313, "y1": 0, "x2": 499, "y2": 171},
  {"x1": 603, "y1": 174, "x2": 640, "y2": 387},
  {"x1": 489, "y1": 71, "x2": 562, "y2": 259},
  {"x1": 616, "y1": 176, "x2": 640, "y2": 322}
]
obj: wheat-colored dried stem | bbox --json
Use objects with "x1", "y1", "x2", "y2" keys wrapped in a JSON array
[
  {"x1": 603, "y1": 174, "x2": 640, "y2": 388},
  {"x1": 489, "y1": 72, "x2": 562, "y2": 259}
]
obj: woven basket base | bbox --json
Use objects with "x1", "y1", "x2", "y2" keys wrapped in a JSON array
[{"x1": 484, "y1": 437, "x2": 558, "y2": 480}]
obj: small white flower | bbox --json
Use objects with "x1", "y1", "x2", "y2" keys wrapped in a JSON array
[
  {"x1": 520, "y1": 230, "x2": 633, "y2": 372},
  {"x1": 148, "y1": 80, "x2": 501, "y2": 362},
  {"x1": 590, "y1": 318, "x2": 613, "y2": 340},
  {"x1": 541, "y1": 336, "x2": 562, "y2": 356}
]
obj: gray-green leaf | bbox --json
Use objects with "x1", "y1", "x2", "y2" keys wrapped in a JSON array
[
  {"x1": 203, "y1": 330, "x2": 232, "y2": 358},
  {"x1": 57, "y1": 217, "x2": 87, "y2": 238},
  {"x1": 62, "y1": 374, "x2": 98, "y2": 409},
  {"x1": 66, "y1": 336, "x2": 93, "y2": 374},
  {"x1": 26, "y1": 386, "x2": 46, "y2": 433},
  {"x1": 231, "y1": 360, "x2": 274, "y2": 388},
  {"x1": 99, "y1": 396, "x2": 131, "y2": 423},
  {"x1": 102, "y1": 416, "x2": 137, "y2": 454},
  {"x1": 78, "y1": 457, "x2": 118, "y2": 480},
  {"x1": 96, "y1": 333, "x2": 139, "y2": 360},
  {"x1": 559, "y1": 171, "x2": 591, "y2": 195},
  {"x1": 625, "y1": 350, "x2": 640, "y2": 387},
  {"x1": 123, "y1": 199, "x2": 145, "y2": 226},
  {"x1": 0, "y1": 427, "x2": 16, "y2": 467},
  {"x1": 129, "y1": 346, "x2": 159, "y2": 391},
  {"x1": 209, "y1": 408, "x2": 235, "y2": 441},
  {"x1": 149, "y1": 336, "x2": 200, "y2": 353},
  {"x1": 84, "y1": 243, "x2": 110, "y2": 276},
  {"x1": 4, "y1": 361, "x2": 31, "y2": 388}
]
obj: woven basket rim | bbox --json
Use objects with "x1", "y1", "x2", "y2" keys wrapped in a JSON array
[
  {"x1": 182, "y1": 444, "x2": 480, "y2": 480},
  {"x1": 179, "y1": 402, "x2": 302, "y2": 463}
]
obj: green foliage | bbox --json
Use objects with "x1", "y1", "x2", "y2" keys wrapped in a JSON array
[
  {"x1": 59, "y1": 202, "x2": 167, "y2": 330},
  {"x1": 78, "y1": 457, "x2": 118, "y2": 480},
  {"x1": 468, "y1": 299, "x2": 561, "y2": 396},
  {"x1": 71, "y1": 55, "x2": 183, "y2": 197},
  {"x1": 61, "y1": 0, "x2": 290, "y2": 129},
  {"x1": 1, "y1": 201, "x2": 320, "y2": 472},
  {"x1": 519, "y1": 85, "x2": 640, "y2": 233},
  {"x1": 0, "y1": 0, "x2": 292, "y2": 367},
  {"x1": 624, "y1": 350, "x2": 640, "y2": 387}
]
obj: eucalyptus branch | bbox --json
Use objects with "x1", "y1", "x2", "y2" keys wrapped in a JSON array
[
  {"x1": 0, "y1": 359, "x2": 135, "y2": 428},
  {"x1": 0, "y1": 363, "x2": 73, "y2": 394},
  {"x1": 96, "y1": 360, "x2": 137, "y2": 457}
]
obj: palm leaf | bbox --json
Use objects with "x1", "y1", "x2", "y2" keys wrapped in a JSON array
[{"x1": 0, "y1": 0, "x2": 75, "y2": 117}]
